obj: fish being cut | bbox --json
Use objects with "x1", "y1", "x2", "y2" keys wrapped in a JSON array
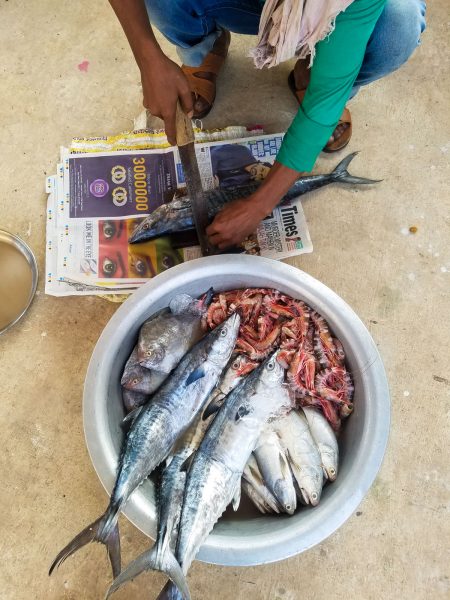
[
  {"x1": 49, "y1": 313, "x2": 240, "y2": 580},
  {"x1": 129, "y1": 153, "x2": 380, "y2": 244}
]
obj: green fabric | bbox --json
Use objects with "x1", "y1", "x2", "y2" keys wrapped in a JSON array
[{"x1": 276, "y1": 0, "x2": 386, "y2": 172}]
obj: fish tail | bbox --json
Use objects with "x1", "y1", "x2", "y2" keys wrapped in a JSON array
[
  {"x1": 330, "y1": 152, "x2": 382, "y2": 185},
  {"x1": 105, "y1": 545, "x2": 190, "y2": 600},
  {"x1": 49, "y1": 511, "x2": 121, "y2": 579},
  {"x1": 156, "y1": 581, "x2": 186, "y2": 600}
]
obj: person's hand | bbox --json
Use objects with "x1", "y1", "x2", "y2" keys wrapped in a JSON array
[
  {"x1": 140, "y1": 53, "x2": 193, "y2": 144},
  {"x1": 206, "y1": 195, "x2": 266, "y2": 249}
]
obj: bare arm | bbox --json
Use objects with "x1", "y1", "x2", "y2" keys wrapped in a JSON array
[
  {"x1": 109, "y1": 0, "x2": 193, "y2": 143},
  {"x1": 206, "y1": 162, "x2": 303, "y2": 249}
]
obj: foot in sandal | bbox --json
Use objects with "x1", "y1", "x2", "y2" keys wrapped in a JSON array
[
  {"x1": 289, "y1": 58, "x2": 352, "y2": 153},
  {"x1": 182, "y1": 29, "x2": 231, "y2": 119}
]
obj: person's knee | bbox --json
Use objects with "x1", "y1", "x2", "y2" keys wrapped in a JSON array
[{"x1": 383, "y1": 0, "x2": 426, "y2": 69}]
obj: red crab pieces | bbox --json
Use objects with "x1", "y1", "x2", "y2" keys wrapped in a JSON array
[
  {"x1": 315, "y1": 367, "x2": 354, "y2": 414},
  {"x1": 205, "y1": 288, "x2": 354, "y2": 430},
  {"x1": 287, "y1": 348, "x2": 316, "y2": 396}
]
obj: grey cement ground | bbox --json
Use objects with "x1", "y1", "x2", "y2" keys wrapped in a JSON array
[{"x1": 1, "y1": 1, "x2": 449, "y2": 599}]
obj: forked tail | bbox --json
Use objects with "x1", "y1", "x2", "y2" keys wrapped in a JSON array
[
  {"x1": 331, "y1": 151, "x2": 382, "y2": 185},
  {"x1": 156, "y1": 581, "x2": 185, "y2": 600},
  {"x1": 105, "y1": 545, "x2": 190, "y2": 600},
  {"x1": 49, "y1": 512, "x2": 121, "y2": 579}
]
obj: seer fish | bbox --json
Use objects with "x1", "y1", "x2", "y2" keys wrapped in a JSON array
[
  {"x1": 121, "y1": 387, "x2": 150, "y2": 413},
  {"x1": 138, "y1": 290, "x2": 213, "y2": 373},
  {"x1": 49, "y1": 313, "x2": 240, "y2": 580},
  {"x1": 302, "y1": 407, "x2": 339, "y2": 481},
  {"x1": 106, "y1": 410, "x2": 214, "y2": 600},
  {"x1": 129, "y1": 153, "x2": 380, "y2": 244},
  {"x1": 107, "y1": 351, "x2": 290, "y2": 600}
]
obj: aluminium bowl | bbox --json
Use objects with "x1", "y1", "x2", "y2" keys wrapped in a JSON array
[
  {"x1": 83, "y1": 255, "x2": 390, "y2": 566},
  {"x1": 0, "y1": 229, "x2": 38, "y2": 335}
]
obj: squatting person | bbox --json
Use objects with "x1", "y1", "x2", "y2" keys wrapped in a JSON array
[{"x1": 109, "y1": 0, "x2": 426, "y2": 248}]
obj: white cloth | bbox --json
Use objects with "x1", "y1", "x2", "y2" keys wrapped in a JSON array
[{"x1": 251, "y1": 0, "x2": 355, "y2": 68}]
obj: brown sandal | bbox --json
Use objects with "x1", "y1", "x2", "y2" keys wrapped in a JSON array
[
  {"x1": 182, "y1": 30, "x2": 231, "y2": 119},
  {"x1": 287, "y1": 70, "x2": 352, "y2": 153}
]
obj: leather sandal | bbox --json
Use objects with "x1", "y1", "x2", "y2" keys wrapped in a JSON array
[
  {"x1": 287, "y1": 70, "x2": 352, "y2": 153},
  {"x1": 182, "y1": 30, "x2": 231, "y2": 119}
]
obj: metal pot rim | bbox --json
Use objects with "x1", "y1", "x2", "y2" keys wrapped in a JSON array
[{"x1": 0, "y1": 229, "x2": 38, "y2": 335}]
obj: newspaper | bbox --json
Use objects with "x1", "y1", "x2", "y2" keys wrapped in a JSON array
[{"x1": 45, "y1": 129, "x2": 312, "y2": 296}]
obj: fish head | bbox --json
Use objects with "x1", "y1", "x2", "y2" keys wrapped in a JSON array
[
  {"x1": 298, "y1": 476, "x2": 322, "y2": 506},
  {"x1": 170, "y1": 289, "x2": 214, "y2": 317},
  {"x1": 321, "y1": 451, "x2": 338, "y2": 481},
  {"x1": 128, "y1": 206, "x2": 168, "y2": 244},
  {"x1": 207, "y1": 313, "x2": 241, "y2": 368},
  {"x1": 273, "y1": 480, "x2": 297, "y2": 515},
  {"x1": 122, "y1": 369, "x2": 143, "y2": 390},
  {"x1": 260, "y1": 350, "x2": 285, "y2": 388},
  {"x1": 140, "y1": 342, "x2": 165, "y2": 369}
]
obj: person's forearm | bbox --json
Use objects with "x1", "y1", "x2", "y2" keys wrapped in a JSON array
[
  {"x1": 109, "y1": 0, "x2": 163, "y2": 66},
  {"x1": 252, "y1": 161, "x2": 305, "y2": 218}
]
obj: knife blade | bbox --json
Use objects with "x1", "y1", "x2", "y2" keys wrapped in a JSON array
[{"x1": 175, "y1": 103, "x2": 212, "y2": 255}]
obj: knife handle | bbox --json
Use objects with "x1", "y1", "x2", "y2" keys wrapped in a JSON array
[{"x1": 176, "y1": 102, "x2": 195, "y2": 147}]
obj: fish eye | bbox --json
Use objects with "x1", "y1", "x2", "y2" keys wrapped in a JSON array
[
  {"x1": 232, "y1": 360, "x2": 240, "y2": 369},
  {"x1": 144, "y1": 223, "x2": 149, "y2": 229},
  {"x1": 132, "y1": 378, "x2": 139, "y2": 385},
  {"x1": 267, "y1": 360, "x2": 275, "y2": 370},
  {"x1": 220, "y1": 327, "x2": 228, "y2": 337}
]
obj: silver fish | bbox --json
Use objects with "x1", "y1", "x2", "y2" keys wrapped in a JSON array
[
  {"x1": 137, "y1": 291, "x2": 213, "y2": 373},
  {"x1": 49, "y1": 313, "x2": 240, "y2": 581},
  {"x1": 274, "y1": 410, "x2": 323, "y2": 506},
  {"x1": 242, "y1": 454, "x2": 282, "y2": 514},
  {"x1": 121, "y1": 387, "x2": 150, "y2": 413},
  {"x1": 204, "y1": 353, "x2": 258, "y2": 417},
  {"x1": 121, "y1": 346, "x2": 168, "y2": 394},
  {"x1": 254, "y1": 427, "x2": 297, "y2": 515},
  {"x1": 129, "y1": 153, "x2": 380, "y2": 244},
  {"x1": 241, "y1": 478, "x2": 279, "y2": 515},
  {"x1": 302, "y1": 407, "x2": 339, "y2": 481},
  {"x1": 108, "y1": 351, "x2": 289, "y2": 600}
]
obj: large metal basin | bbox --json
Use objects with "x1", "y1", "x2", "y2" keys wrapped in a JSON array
[{"x1": 84, "y1": 255, "x2": 390, "y2": 566}]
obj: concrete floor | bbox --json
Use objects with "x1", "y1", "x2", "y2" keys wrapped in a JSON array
[{"x1": 1, "y1": 1, "x2": 449, "y2": 599}]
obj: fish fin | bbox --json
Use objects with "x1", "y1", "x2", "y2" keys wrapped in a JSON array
[
  {"x1": 235, "y1": 404, "x2": 251, "y2": 422},
  {"x1": 185, "y1": 367, "x2": 205, "y2": 386},
  {"x1": 278, "y1": 449, "x2": 292, "y2": 481},
  {"x1": 106, "y1": 546, "x2": 190, "y2": 600},
  {"x1": 331, "y1": 152, "x2": 382, "y2": 185},
  {"x1": 202, "y1": 397, "x2": 222, "y2": 419},
  {"x1": 156, "y1": 581, "x2": 186, "y2": 600},
  {"x1": 49, "y1": 513, "x2": 121, "y2": 579},
  {"x1": 179, "y1": 453, "x2": 195, "y2": 473},
  {"x1": 232, "y1": 482, "x2": 241, "y2": 512},
  {"x1": 121, "y1": 405, "x2": 143, "y2": 429},
  {"x1": 202, "y1": 287, "x2": 215, "y2": 307}
]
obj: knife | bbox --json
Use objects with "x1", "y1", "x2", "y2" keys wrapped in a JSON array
[{"x1": 175, "y1": 103, "x2": 212, "y2": 256}]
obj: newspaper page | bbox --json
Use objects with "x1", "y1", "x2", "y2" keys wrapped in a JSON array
[{"x1": 45, "y1": 129, "x2": 312, "y2": 297}]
